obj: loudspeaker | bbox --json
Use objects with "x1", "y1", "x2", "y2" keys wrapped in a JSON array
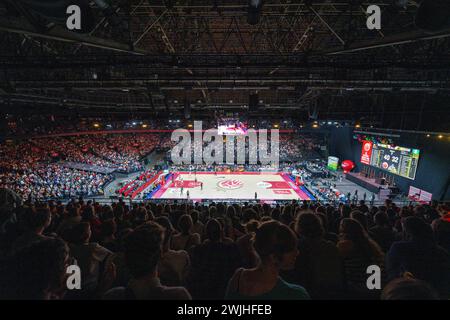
[{"x1": 249, "y1": 93, "x2": 259, "y2": 112}]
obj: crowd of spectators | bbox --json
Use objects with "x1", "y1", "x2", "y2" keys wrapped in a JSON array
[
  {"x1": 0, "y1": 133, "x2": 164, "y2": 200},
  {"x1": 0, "y1": 193, "x2": 448, "y2": 300}
]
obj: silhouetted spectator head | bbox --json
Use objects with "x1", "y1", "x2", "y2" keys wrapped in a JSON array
[
  {"x1": 341, "y1": 205, "x2": 351, "y2": 219},
  {"x1": 381, "y1": 277, "x2": 439, "y2": 300},
  {"x1": 67, "y1": 204, "x2": 80, "y2": 218},
  {"x1": 81, "y1": 205, "x2": 95, "y2": 221},
  {"x1": 350, "y1": 210, "x2": 368, "y2": 231},
  {"x1": 113, "y1": 204, "x2": 125, "y2": 219},
  {"x1": 208, "y1": 206, "x2": 217, "y2": 218},
  {"x1": 177, "y1": 214, "x2": 193, "y2": 235},
  {"x1": 315, "y1": 206, "x2": 326, "y2": 215},
  {"x1": 384, "y1": 208, "x2": 396, "y2": 221},
  {"x1": 135, "y1": 207, "x2": 149, "y2": 225},
  {"x1": 205, "y1": 219, "x2": 222, "y2": 242},
  {"x1": 26, "y1": 207, "x2": 51, "y2": 232},
  {"x1": 101, "y1": 219, "x2": 117, "y2": 239},
  {"x1": 374, "y1": 212, "x2": 390, "y2": 227},
  {"x1": 340, "y1": 218, "x2": 383, "y2": 261},
  {"x1": 101, "y1": 205, "x2": 114, "y2": 220},
  {"x1": 339, "y1": 218, "x2": 367, "y2": 242},
  {"x1": 414, "y1": 206, "x2": 427, "y2": 218},
  {"x1": 296, "y1": 213, "x2": 324, "y2": 239},
  {"x1": 315, "y1": 212, "x2": 329, "y2": 232},
  {"x1": 68, "y1": 222, "x2": 91, "y2": 245},
  {"x1": 190, "y1": 210, "x2": 200, "y2": 224},
  {"x1": 226, "y1": 206, "x2": 236, "y2": 219},
  {"x1": 1, "y1": 238, "x2": 69, "y2": 299},
  {"x1": 270, "y1": 208, "x2": 281, "y2": 221},
  {"x1": 123, "y1": 222, "x2": 164, "y2": 278},
  {"x1": 243, "y1": 208, "x2": 257, "y2": 222},
  {"x1": 155, "y1": 216, "x2": 174, "y2": 247},
  {"x1": 253, "y1": 221, "x2": 298, "y2": 270},
  {"x1": 245, "y1": 219, "x2": 260, "y2": 234},
  {"x1": 402, "y1": 216, "x2": 434, "y2": 242}
]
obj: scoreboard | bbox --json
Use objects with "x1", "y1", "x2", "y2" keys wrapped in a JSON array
[{"x1": 361, "y1": 141, "x2": 420, "y2": 180}]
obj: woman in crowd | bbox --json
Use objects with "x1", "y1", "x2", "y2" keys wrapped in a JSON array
[
  {"x1": 186, "y1": 219, "x2": 243, "y2": 299},
  {"x1": 155, "y1": 216, "x2": 190, "y2": 287},
  {"x1": 284, "y1": 212, "x2": 343, "y2": 299},
  {"x1": 225, "y1": 220, "x2": 310, "y2": 300},
  {"x1": 337, "y1": 218, "x2": 385, "y2": 299},
  {"x1": 171, "y1": 214, "x2": 201, "y2": 251},
  {"x1": 103, "y1": 223, "x2": 191, "y2": 300}
]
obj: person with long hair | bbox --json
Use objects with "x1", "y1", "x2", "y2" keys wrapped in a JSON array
[
  {"x1": 186, "y1": 219, "x2": 243, "y2": 299},
  {"x1": 225, "y1": 221, "x2": 309, "y2": 300},
  {"x1": 283, "y1": 212, "x2": 343, "y2": 299},
  {"x1": 337, "y1": 218, "x2": 385, "y2": 299},
  {"x1": 155, "y1": 216, "x2": 190, "y2": 287}
]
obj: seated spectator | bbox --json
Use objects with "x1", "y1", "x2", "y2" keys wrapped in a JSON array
[
  {"x1": 284, "y1": 213, "x2": 343, "y2": 299},
  {"x1": 57, "y1": 203, "x2": 82, "y2": 234},
  {"x1": 431, "y1": 213, "x2": 450, "y2": 254},
  {"x1": 369, "y1": 212, "x2": 397, "y2": 253},
  {"x1": 132, "y1": 207, "x2": 151, "y2": 228},
  {"x1": 381, "y1": 277, "x2": 440, "y2": 300},
  {"x1": 215, "y1": 217, "x2": 235, "y2": 244},
  {"x1": 190, "y1": 210, "x2": 204, "y2": 240},
  {"x1": 337, "y1": 218, "x2": 385, "y2": 299},
  {"x1": 171, "y1": 214, "x2": 201, "y2": 251},
  {"x1": 236, "y1": 219, "x2": 260, "y2": 268},
  {"x1": 81, "y1": 205, "x2": 102, "y2": 241},
  {"x1": 155, "y1": 216, "x2": 190, "y2": 287},
  {"x1": 350, "y1": 210, "x2": 369, "y2": 232},
  {"x1": 103, "y1": 223, "x2": 191, "y2": 300},
  {"x1": 99, "y1": 219, "x2": 119, "y2": 252},
  {"x1": 225, "y1": 221, "x2": 309, "y2": 300},
  {"x1": 66, "y1": 222, "x2": 114, "y2": 298},
  {"x1": 316, "y1": 212, "x2": 338, "y2": 244},
  {"x1": 0, "y1": 238, "x2": 69, "y2": 299},
  {"x1": 12, "y1": 207, "x2": 52, "y2": 254},
  {"x1": 186, "y1": 219, "x2": 243, "y2": 299},
  {"x1": 386, "y1": 216, "x2": 450, "y2": 299}
]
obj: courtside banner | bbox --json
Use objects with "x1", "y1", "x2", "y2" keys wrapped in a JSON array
[{"x1": 360, "y1": 140, "x2": 373, "y2": 165}]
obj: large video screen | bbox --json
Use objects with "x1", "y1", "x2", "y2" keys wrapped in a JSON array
[
  {"x1": 217, "y1": 118, "x2": 248, "y2": 135},
  {"x1": 361, "y1": 141, "x2": 420, "y2": 180}
]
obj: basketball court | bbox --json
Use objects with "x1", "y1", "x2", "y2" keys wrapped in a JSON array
[{"x1": 151, "y1": 171, "x2": 314, "y2": 201}]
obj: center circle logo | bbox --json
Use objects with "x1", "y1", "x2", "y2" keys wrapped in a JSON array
[
  {"x1": 364, "y1": 142, "x2": 371, "y2": 151},
  {"x1": 217, "y1": 179, "x2": 244, "y2": 190}
]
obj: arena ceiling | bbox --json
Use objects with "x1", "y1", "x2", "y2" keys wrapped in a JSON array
[{"x1": 0, "y1": 1, "x2": 449, "y2": 131}]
